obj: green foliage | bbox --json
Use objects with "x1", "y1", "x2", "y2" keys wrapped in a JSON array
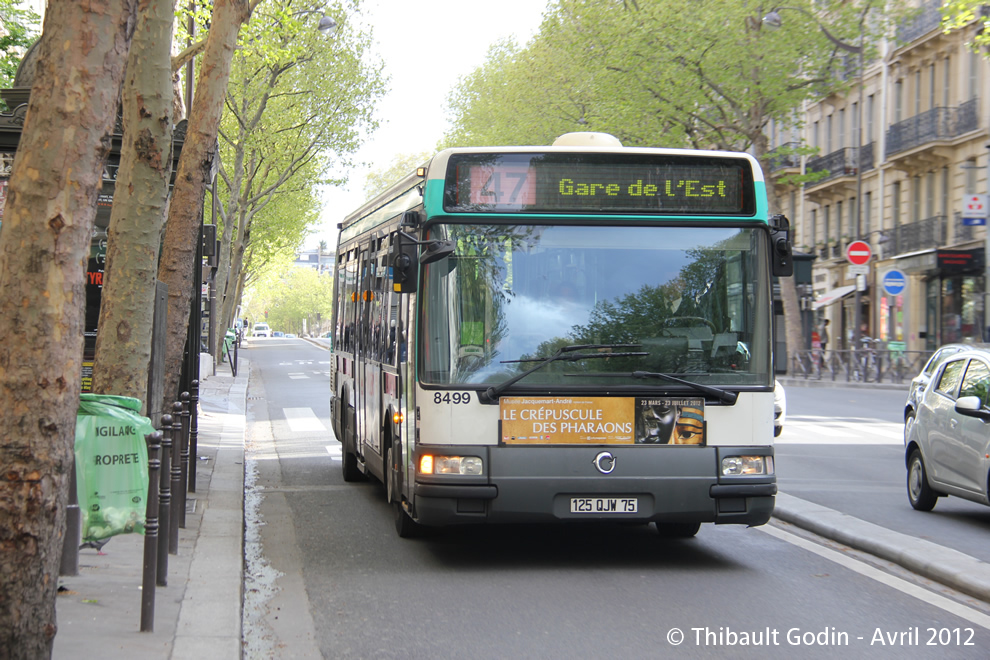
[
  {"x1": 362, "y1": 151, "x2": 431, "y2": 201},
  {"x1": 215, "y1": 0, "x2": 387, "y2": 281},
  {"x1": 243, "y1": 265, "x2": 335, "y2": 335},
  {"x1": 942, "y1": 1, "x2": 990, "y2": 53},
  {"x1": 0, "y1": 1, "x2": 40, "y2": 92},
  {"x1": 442, "y1": 0, "x2": 892, "y2": 155}
]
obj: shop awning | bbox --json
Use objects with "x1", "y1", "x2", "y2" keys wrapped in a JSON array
[{"x1": 812, "y1": 284, "x2": 856, "y2": 310}]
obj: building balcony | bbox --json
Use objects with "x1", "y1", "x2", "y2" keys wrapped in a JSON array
[
  {"x1": 803, "y1": 142, "x2": 874, "y2": 200},
  {"x1": 876, "y1": 213, "x2": 977, "y2": 260},
  {"x1": 895, "y1": 0, "x2": 944, "y2": 44},
  {"x1": 884, "y1": 100, "x2": 980, "y2": 162},
  {"x1": 767, "y1": 141, "x2": 802, "y2": 174}
]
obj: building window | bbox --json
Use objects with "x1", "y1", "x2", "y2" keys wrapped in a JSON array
[
  {"x1": 863, "y1": 191, "x2": 872, "y2": 236},
  {"x1": 912, "y1": 175, "x2": 921, "y2": 222},
  {"x1": 866, "y1": 94, "x2": 874, "y2": 143},
  {"x1": 894, "y1": 80, "x2": 903, "y2": 122},
  {"x1": 825, "y1": 205, "x2": 831, "y2": 244},
  {"x1": 837, "y1": 201, "x2": 844, "y2": 239},
  {"x1": 941, "y1": 167, "x2": 949, "y2": 218},
  {"x1": 838, "y1": 108, "x2": 846, "y2": 148},
  {"x1": 965, "y1": 158, "x2": 978, "y2": 195},
  {"x1": 811, "y1": 208, "x2": 817, "y2": 245},
  {"x1": 826, "y1": 114, "x2": 833, "y2": 153},
  {"x1": 928, "y1": 62, "x2": 936, "y2": 110},
  {"x1": 970, "y1": 50, "x2": 980, "y2": 100},
  {"x1": 914, "y1": 69, "x2": 921, "y2": 115},
  {"x1": 943, "y1": 57, "x2": 951, "y2": 107},
  {"x1": 893, "y1": 181, "x2": 902, "y2": 228},
  {"x1": 926, "y1": 172, "x2": 935, "y2": 218}
]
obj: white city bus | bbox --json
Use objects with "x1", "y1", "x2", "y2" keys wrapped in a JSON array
[{"x1": 330, "y1": 132, "x2": 792, "y2": 537}]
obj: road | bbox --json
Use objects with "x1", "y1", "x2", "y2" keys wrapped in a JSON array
[
  {"x1": 240, "y1": 339, "x2": 990, "y2": 659},
  {"x1": 776, "y1": 382, "x2": 990, "y2": 563}
]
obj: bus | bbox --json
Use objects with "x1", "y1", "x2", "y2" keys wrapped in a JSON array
[{"x1": 330, "y1": 132, "x2": 792, "y2": 538}]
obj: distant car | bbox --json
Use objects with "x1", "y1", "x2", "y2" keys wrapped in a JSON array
[
  {"x1": 904, "y1": 343, "x2": 990, "y2": 437},
  {"x1": 272, "y1": 331, "x2": 284, "y2": 338},
  {"x1": 285, "y1": 333, "x2": 297, "y2": 338},
  {"x1": 252, "y1": 322, "x2": 271, "y2": 338},
  {"x1": 773, "y1": 379, "x2": 786, "y2": 438},
  {"x1": 904, "y1": 347, "x2": 990, "y2": 511}
]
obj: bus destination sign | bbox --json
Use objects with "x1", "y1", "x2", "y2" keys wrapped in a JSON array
[{"x1": 445, "y1": 153, "x2": 755, "y2": 216}]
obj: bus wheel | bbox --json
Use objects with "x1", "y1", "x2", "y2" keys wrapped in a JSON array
[
  {"x1": 340, "y1": 406, "x2": 364, "y2": 482},
  {"x1": 655, "y1": 521, "x2": 701, "y2": 538}
]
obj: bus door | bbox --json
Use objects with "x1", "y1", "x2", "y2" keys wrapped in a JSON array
[{"x1": 356, "y1": 243, "x2": 384, "y2": 462}]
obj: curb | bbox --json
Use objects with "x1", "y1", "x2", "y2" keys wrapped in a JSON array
[{"x1": 773, "y1": 492, "x2": 990, "y2": 603}]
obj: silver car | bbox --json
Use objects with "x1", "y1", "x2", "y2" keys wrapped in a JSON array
[
  {"x1": 903, "y1": 343, "x2": 990, "y2": 436},
  {"x1": 905, "y1": 348, "x2": 990, "y2": 511}
]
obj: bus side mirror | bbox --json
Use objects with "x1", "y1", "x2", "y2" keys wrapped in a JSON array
[
  {"x1": 390, "y1": 232, "x2": 419, "y2": 294},
  {"x1": 770, "y1": 214, "x2": 793, "y2": 277}
]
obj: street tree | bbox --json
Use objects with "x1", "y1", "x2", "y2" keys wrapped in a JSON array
[
  {"x1": 157, "y1": 0, "x2": 258, "y2": 409},
  {"x1": 942, "y1": 1, "x2": 990, "y2": 51},
  {"x1": 91, "y1": 0, "x2": 175, "y2": 407},
  {"x1": 211, "y1": 0, "x2": 386, "y2": 357},
  {"x1": 362, "y1": 151, "x2": 431, "y2": 200},
  {"x1": 0, "y1": 1, "x2": 40, "y2": 94},
  {"x1": 0, "y1": 2, "x2": 136, "y2": 656},
  {"x1": 443, "y1": 0, "x2": 896, "y2": 365}
]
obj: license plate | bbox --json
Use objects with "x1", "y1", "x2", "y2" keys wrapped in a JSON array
[{"x1": 569, "y1": 497, "x2": 638, "y2": 514}]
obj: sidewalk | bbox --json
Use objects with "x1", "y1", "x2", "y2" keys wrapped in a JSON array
[{"x1": 52, "y1": 357, "x2": 248, "y2": 660}]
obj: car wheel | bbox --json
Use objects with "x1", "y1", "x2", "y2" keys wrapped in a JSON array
[
  {"x1": 907, "y1": 449, "x2": 937, "y2": 511},
  {"x1": 655, "y1": 521, "x2": 701, "y2": 538}
]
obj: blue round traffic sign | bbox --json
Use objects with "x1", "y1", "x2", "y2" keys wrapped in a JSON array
[{"x1": 882, "y1": 269, "x2": 906, "y2": 296}]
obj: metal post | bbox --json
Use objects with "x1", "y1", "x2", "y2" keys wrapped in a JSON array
[
  {"x1": 140, "y1": 431, "x2": 162, "y2": 632},
  {"x1": 157, "y1": 414, "x2": 172, "y2": 581},
  {"x1": 188, "y1": 380, "x2": 199, "y2": 493},
  {"x1": 59, "y1": 454, "x2": 80, "y2": 576},
  {"x1": 853, "y1": 23, "x2": 866, "y2": 351},
  {"x1": 170, "y1": 401, "x2": 184, "y2": 547},
  {"x1": 179, "y1": 392, "x2": 191, "y2": 527}
]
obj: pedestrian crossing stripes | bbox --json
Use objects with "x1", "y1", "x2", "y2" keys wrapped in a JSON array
[
  {"x1": 777, "y1": 416, "x2": 903, "y2": 445},
  {"x1": 326, "y1": 445, "x2": 341, "y2": 461},
  {"x1": 283, "y1": 407, "x2": 327, "y2": 433}
]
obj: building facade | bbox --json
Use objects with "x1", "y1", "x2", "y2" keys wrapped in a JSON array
[{"x1": 769, "y1": 0, "x2": 989, "y2": 354}]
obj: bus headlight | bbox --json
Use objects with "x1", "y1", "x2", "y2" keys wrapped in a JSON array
[
  {"x1": 419, "y1": 455, "x2": 483, "y2": 475},
  {"x1": 721, "y1": 455, "x2": 773, "y2": 476}
]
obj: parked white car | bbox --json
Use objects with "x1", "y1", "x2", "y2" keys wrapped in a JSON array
[
  {"x1": 252, "y1": 322, "x2": 271, "y2": 338},
  {"x1": 773, "y1": 379, "x2": 786, "y2": 437}
]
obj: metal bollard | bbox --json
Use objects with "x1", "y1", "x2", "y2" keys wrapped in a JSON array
[
  {"x1": 179, "y1": 392, "x2": 191, "y2": 527},
  {"x1": 59, "y1": 456, "x2": 81, "y2": 576},
  {"x1": 157, "y1": 414, "x2": 173, "y2": 576},
  {"x1": 170, "y1": 401, "x2": 184, "y2": 543},
  {"x1": 140, "y1": 431, "x2": 162, "y2": 633},
  {"x1": 188, "y1": 380, "x2": 199, "y2": 493}
]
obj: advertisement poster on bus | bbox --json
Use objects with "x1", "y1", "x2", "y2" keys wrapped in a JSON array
[{"x1": 500, "y1": 396, "x2": 705, "y2": 445}]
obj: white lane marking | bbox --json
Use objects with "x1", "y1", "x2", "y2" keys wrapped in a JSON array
[
  {"x1": 759, "y1": 524, "x2": 990, "y2": 630},
  {"x1": 288, "y1": 373, "x2": 309, "y2": 380},
  {"x1": 283, "y1": 407, "x2": 326, "y2": 433},
  {"x1": 326, "y1": 445, "x2": 341, "y2": 461}
]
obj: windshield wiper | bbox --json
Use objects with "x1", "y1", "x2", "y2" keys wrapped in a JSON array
[
  {"x1": 628, "y1": 371, "x2": 737, "y2": 404},
  {"x1": 478, "y1": 344, "x2": 647, "y2": 404},
  {"x1": 589, "y1": 370, "x2": 737, "y2": 404}
]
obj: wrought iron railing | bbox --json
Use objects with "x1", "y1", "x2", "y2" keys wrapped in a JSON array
[
  {"x1": 896, "y1": 0, "x2": 944, "y2": 44},
  {"x1": 788, "y1": 348, "x2": 931, "y2": 385},
  {"x1": 806, "y1": 147, "x2": 859, "y2": 184},
  {"x1": 886, "y1": 105, "x2": 970, "y2": 157},
  {"x1": 768, "y1": 141, "x2": 802, "y2": 173}
]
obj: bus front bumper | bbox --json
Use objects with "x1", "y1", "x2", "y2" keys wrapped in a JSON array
[{"x1": 411, "y1": 444, "x2": 775, "y2": 528}]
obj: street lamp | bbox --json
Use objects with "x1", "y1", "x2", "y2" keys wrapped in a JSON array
[
  {"x1": 763, "y1": 6, "x2": 867, "y2": 349},
  {"x1": 291, "y1": 10, "x2": 337, "y2": 36}
]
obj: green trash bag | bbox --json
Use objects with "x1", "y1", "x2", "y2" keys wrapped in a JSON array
[{"x1": 75, "y1": 394, "x2": 154, "y2": 542}]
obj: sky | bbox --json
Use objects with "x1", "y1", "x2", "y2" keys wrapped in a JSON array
[{"x1": 308, "y1": 0, "x2": 550, "y2": 249}]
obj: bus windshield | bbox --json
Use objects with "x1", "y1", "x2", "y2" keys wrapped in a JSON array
[{"x1": 420, "y1": 223, "x2": 772, "y2": 390}]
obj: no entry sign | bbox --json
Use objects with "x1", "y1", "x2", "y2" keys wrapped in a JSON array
[{"x1": 846, "y1": 240, "x2": 871, "y2": 265}]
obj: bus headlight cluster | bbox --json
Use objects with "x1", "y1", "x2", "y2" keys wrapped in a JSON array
[
  {"x1": 721, "y1": 455, "x2": 773, "y2": 476},
  {"x1": 419, "y1": 455, "x2": 483, "y2": 476}
]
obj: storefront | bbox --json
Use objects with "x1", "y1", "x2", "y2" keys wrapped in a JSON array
[{"x1": 914, "y1": 248, "x2": 985, "y2": 350}]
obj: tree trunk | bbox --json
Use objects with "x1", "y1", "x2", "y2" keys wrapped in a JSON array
[
  {"x1": 0, "y1": 2, "x2": 135, "y2": 657},
  {"x1": 157, "y1": 0, "x2": 253, "y2": 407},
  {"x1": 92, "y1": 0, "x2": 175, "y2": 410}
]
